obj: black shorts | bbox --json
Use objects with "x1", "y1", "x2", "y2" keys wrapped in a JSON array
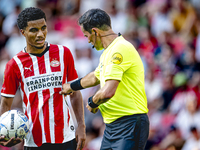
[
  {"x1": 24, "y1": 138, "x2": 77, "y2": 150},
  {"x1": 100, "y1": 114, "x2": 149, "y2": 150}
]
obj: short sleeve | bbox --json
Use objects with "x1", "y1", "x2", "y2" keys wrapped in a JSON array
[
  {"x1": 1, "y1": 61, "x2": 20, "y2": 97},
  {"x1": 104, "y1": 44, "x2": 134, "y2": 81},
  {"x1": 64, "y1": 47, "x2": 78, "y2": 82}
]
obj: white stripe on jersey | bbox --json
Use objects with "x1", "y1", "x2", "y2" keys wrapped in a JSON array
[
  {"x1": 30, "y1": 55, "x2": 46, "y2": 143},
  {"x1": 58, "y1": 45, "x2": 69, "y2": 141},
  {"x1": 58, "y1": 45, "x2": 72, "y2": 141},
  {"x1": 44, "y1": 50, "x2": 55, "y2": 143},
  {"x1": 58, "y1": 45, "x2": 64, "y2": 73},
  {"x1": 49, "y1": 88, "x2": 55, "y2": 143}
]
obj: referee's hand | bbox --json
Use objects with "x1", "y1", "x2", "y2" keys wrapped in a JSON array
[
  {"x1": 59, "y1": 83, "x2": 73, "y2": 95},
  {"x1": 86, "y1": 104, "x2": 99, "y2": 114}
]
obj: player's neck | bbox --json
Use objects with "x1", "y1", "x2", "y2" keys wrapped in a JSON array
[{"x1": 26, "y1": 42, "x2": 47, "y2": 54}]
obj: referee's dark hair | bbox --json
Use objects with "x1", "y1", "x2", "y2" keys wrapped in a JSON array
[
  {"x1": 17, "y1": 7, "x2": 46, "y2": 30},
  {"x1": 78, "y1": 8, "x2": 111, "y2": 33}
]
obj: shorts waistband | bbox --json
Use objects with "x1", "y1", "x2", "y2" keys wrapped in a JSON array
[{"x1": 107, "y1": 113, "x2": 147, "y2": 125}]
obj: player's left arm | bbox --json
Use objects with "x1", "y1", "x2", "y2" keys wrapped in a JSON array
[
  {"x1": 86, "y1": 80, "x2": 119, "y2": 113},
  {"x1": 69, "y1": 91, "x2": 86, "y2": 150}
]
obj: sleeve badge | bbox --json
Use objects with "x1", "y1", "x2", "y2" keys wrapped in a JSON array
[{"x1": 111, "y1": 53, "x2": 123, "y2": 64}]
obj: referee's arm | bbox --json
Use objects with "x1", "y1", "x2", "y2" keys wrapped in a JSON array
[
  {"x1": 90, "y1": 79, "x2": 119, "y2": 106},
  {"x1": 60, "y1": 71, "x2": 100, "y2": 95},
  {"x1": 80, "y1": 71, "x2": 100, "y2": 88}
]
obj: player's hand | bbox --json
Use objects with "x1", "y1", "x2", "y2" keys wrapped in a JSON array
[
  {"x1": 86, "y1": 104, "x2": 99, "y2": 114},
  {"x1": 0, "y1": 136, "x2": 22, "y2": 147},
  {"x1": 59, "y1": 83, "x2": 74, "y2": 95},
  {"x1": 75, "y1": 124, "x2": 86, "y2": 150}
]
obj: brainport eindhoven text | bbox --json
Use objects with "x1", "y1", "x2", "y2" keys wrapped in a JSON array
[{"x1": 26, "y1": 75, "x2": 62, "y2": 92}]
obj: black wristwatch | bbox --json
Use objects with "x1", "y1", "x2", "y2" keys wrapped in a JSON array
[{"x1": 88, "y1": 96, "x2": 99, "y2": 108}]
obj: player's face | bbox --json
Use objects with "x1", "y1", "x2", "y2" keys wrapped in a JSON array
[
  {"x1": 80, "y1": 25, "x2": 104, "y2": 50},
  {"x1": 21, "y1": 18, "x2": 47, "y2": 49}
]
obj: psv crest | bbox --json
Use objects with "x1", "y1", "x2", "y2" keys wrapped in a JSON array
[{"x1": 50, "y1": 60, "x2": 60, "y2": 67}]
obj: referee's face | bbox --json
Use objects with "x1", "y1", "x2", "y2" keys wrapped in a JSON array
[
  {"x1": 80, "y1": 25, "x2": 103, "y2": 50},
  {"x1": 21, "y1": 18, "x2": 47, "y2": 50}
]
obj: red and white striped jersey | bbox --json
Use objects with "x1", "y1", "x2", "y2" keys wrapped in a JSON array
[{"x1": 1, "y1": 43, "x2": 78, "y2": 147}]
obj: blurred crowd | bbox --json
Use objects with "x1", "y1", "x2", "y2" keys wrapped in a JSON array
[{"x1": 1, "y1": 0, "x2": 200, "y2": 150}]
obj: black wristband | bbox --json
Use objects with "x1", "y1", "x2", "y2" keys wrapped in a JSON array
[
  {"x1": 70, "y1": 78, "x2": 84, "y2": 91},
  {"x1": 88, "y1": 96, "x2": 99, "y2": 108}
]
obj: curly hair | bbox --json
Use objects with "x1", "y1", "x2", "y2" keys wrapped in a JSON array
[
  {"x1": 17, "y1": 7, "x2": 46, "y2": 30},
  {"x1": 78, "y1": 8, "x2": 111, "y2": 33}
]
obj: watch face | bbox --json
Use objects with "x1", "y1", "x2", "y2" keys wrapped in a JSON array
[{"x1": 88, "y1": 101, "x2": 92, "y2": 106}]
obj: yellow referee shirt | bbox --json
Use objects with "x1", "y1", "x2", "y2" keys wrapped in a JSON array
[{"x1": 94, "y1": 36, "x2": 148, "y2": 124}]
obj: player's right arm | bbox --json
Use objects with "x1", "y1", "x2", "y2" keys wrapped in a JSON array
[
  {"x1": 0, "y1": 96, "x2": 22, "y2": 147},
  {"x1": 0, "y1": 61, "x2": 22, "y2": 147},
  {"x1": 0, "y1": 61, "x2": 18, "y2": 115},
  {"x1": 0, "y1": 96, "x2": 13, "y2": 115}
]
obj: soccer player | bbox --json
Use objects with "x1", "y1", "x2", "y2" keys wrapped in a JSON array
[
  {"x1": 0, "y1": 7, "x2": 86, "y2": 150},
  {"x1": 60, "y1": 8, "x2": 149, "y2": 150}
]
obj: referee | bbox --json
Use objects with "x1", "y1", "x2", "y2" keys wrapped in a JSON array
[{"x1": 60, "y1": 8, "x2": 149, "y2": 150}]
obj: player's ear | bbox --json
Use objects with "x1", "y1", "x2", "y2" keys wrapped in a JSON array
[{"x1": 20, "y1": 29, "x2": 25, "y2": 36}]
